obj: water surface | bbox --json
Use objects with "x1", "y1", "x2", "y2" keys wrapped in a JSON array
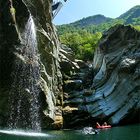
[{"x1": 0, "y1": 124, "x2": 139, "y2": 140}]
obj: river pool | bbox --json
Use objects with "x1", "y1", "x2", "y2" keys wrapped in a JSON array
[{"x1": 0, "y1": 124, "x2": 139, "y2": 140}]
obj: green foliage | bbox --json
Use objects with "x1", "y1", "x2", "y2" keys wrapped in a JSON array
[
  {"x1": 118, "y1": 5, "x2": 140, "y2": 24},
  {"x1": 57, "y1": 19, "x2": 125, "y2": 36},
  {"x1": 71, "y1": 14, "x2": 112, "y2": 28},
  {"x1": 57, "y1": 5, "x2": 140, "y2": 35},
  {"x1": 133, "y1": 25, "x2": 140, "y2": 31},
  {"x1": 131, "y1": 17, "x2": 140, "y2": 25},
  {"x1": 10, "y1": 7, "x2": 16, "y2": 15},
  {"x1": 86, "y1": 19, "x2": 124, "y2": 33},
  {"x1": 57, "y1": 19, "x2": 124, "y2": 61},
  {"x1": 60, "y1": 30, "x2": 102, "y2": 61},
  {"x1": 57, "y1": 5, "x2": 140, "y2": 61}
]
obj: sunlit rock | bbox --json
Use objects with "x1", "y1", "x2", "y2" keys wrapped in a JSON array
[{"x1": 63, "y1": 25, "x2": 140, "y2": 128}]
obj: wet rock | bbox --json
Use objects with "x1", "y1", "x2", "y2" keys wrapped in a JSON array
[
  {"x1": 0, "y1": 0, "x2": 63, "y2": 129},
  {"x1": 82, "y1": 127, "x2": 98, "y2": 135},
  {"x1": 64, "y1": 80, "x2": 83, "y2": 92},
  {"x1": 60, "y1": 45, "x2": 94, "y2": 128}
]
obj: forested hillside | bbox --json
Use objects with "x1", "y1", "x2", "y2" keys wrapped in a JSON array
[
  {"x1": 118, "y1": 5, "x2": 140, "y2": 24},
  {"x1": 57, "y1": 5, "x2": 140, "y2": 61},
  {"x1": 57, "y1": 5, "x2": 140, "y2": 35},
  {"x1": 70, "y1": 14, "x2": 112, "y2": 28}
]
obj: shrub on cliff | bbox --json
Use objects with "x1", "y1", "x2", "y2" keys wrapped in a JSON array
[{"x1": 134, "y1": 25, "x2": 140, "y2": 31}]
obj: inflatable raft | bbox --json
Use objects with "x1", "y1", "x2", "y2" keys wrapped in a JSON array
[{"x1": 96, "y1": 125, "x2": 111, "y2": 129}]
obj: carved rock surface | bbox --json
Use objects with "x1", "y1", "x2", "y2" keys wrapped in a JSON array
[
  {"x1": 0, "y1": 0, "x2": 63, "y2": 129},
  {"x1": 63, "y1": 25, "x2": 140, "y2": 127},
  {"x1": 86, "y1": 25, "x2": 140, "y2": 124}
]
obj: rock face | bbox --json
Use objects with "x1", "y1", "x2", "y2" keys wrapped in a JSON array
[
  {"x1": 87, "y1": 25, "x2": 140, "y2": 124},
  {"x1": 63, "y1": 25, "x2": 140, "y2": 128},
  {"x1": 0, "y1": 0, "x2": 63, "y2": 129}
]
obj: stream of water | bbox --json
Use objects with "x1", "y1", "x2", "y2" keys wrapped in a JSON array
[{"x1": 8, "y1": 15, "x2": 41, "y2": 131}]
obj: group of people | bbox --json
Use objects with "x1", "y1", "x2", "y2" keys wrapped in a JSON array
[
  {"x1": 82, "y1": 122, "x2": 110, "y2": 135},
  {"x1": 96, "y1": 122, "x2": 108, "y2": 127}
]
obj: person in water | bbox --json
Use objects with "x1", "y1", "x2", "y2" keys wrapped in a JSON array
[
  {"x1": 96, "y1": 122, "x2": 108, "y2": 127},
  {"x1": 103, "y1": 122, "x2": 107, "y2": 126},
  {"x1": 96, "y1": 122, "x2": 101, "y2": 127}
]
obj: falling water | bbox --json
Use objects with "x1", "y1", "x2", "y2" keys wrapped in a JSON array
[{"x1": 8, "y1": 15, "x2": 41, "y2": 131}]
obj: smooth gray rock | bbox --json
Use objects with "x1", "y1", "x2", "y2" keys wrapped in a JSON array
[{"x1": 63, "y1": 25, "x2": 140, "y2": 127}]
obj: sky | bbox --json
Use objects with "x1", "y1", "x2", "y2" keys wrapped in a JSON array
[{"x1": 53, "y1": 0, "x2": 140, "y2": 25}]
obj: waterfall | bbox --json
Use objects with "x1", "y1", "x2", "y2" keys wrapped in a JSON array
[{"x1": 8, "y1": 15, "x2": 41, "y2": 131}]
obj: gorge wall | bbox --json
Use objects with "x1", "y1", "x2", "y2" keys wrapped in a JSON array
[
  {"x1": 63, "y1": 25, "x2": 140, "y2": 128},
  {"x1": 0, "y1": 0, "x2": 63, "y2": 130}
]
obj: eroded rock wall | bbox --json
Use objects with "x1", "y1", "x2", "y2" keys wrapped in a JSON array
[
  {"x1": 63, "y1": 25, "x2": 140, "y2": 128},
  {"x1": 86, "y1": 25, "x2": 140, "y2": 124},
  {"x1": 22, "y1": 0, "x2": 63, "y2": 129},
  {"x1": 0, "y1": 0, "x2": 63, "y2": 129}
]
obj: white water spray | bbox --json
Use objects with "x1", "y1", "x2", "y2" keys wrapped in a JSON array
[{"x1": 8, "y1": 15, "x2": 41, "y2": 131}]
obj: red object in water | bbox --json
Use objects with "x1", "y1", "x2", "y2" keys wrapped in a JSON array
[{"x1": 96, "y1": 125, "x2": 112, "y2": 129}]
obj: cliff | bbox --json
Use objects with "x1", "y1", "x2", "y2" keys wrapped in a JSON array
[
  {"x1": 0, "y1": 0, "x2": 63, "y2": 130},
  {"x1": 63, "y1": 25, "x2": 140, "y2": 128}
]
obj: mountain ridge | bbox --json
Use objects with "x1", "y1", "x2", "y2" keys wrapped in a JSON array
[
  {"x1": 70, "y1": 14, "x2": 112, "y2": 28},
  {"x1": 57, "y1": 5, "x2": 140, "y2": 35},
  {"x1": 58, "y1": 5, "x2": 140, "y2": 27},
  {"x1": 118, "y1": 5, "x2": 140, "y2": 23}
]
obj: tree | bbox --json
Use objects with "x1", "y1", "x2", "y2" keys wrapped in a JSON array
[{"x1": 59, "y1": 30, "x2": 102, "y2": 61}]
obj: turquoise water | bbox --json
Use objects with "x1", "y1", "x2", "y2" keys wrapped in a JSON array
[{"x1": 0, "y1": 124, "x2": 139, "y2": 140}]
